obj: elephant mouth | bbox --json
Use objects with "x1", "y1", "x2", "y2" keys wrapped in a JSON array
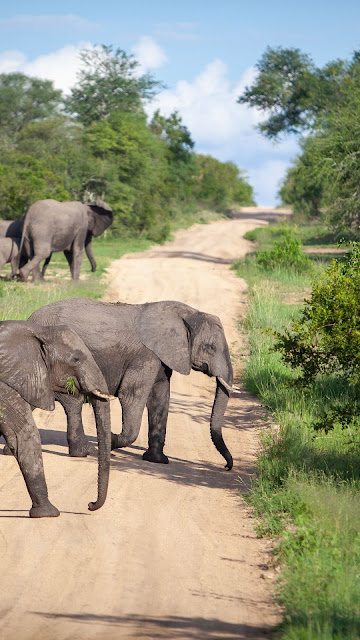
[{"x1": 192, "y1": 362, "x2": 211, "y2": 376}]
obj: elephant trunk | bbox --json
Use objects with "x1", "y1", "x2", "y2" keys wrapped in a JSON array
[
  {"x1": 88, "y1": 397, "x2": 111, "y2": 511},
  {"x1": 210, "y1": 379, "x2": 233, "y2": 470},
  {"x1": 85, "y1": 233, "x2": 96, "y2": 272}
]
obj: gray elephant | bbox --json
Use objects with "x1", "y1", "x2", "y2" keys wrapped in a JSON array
[
  {"x1": 0, "y1": 217, "x2": 101, "y2": 279},
  {"x1": 0, "y1": 320, "x2": 113, "y2": 517},
  {"x1": 0, "y1": 219, "x2": 23, "y2": 237},
  {"x1": 29, "y1": 298, "x2": 236, "y2": 469},
  {"x1": 16, "y1": 198, "x2": 113, "y2": 281},
  {"x1": 0, "y1": 237, "x2": 21, "y2": 278}
]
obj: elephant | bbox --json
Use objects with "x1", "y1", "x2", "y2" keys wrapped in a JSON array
[
  {"x1": 0, "y1": 320, "x2": 113, "y2": 517},
  {"x1": 15, "y1": 198, "x2": 113, "y2": 281},
  {"x1": 0, "y1": 237, "x2": 21, "y2": 278},
  {"x1": 0, "y1": 219, "x2": 23, "y2": 237},
  {"x1": 29, "y1": 298, "x2": 236, "y2": 470},
  {"x1": 0, "y1": 217, "x2": 102, "y2": 280}
]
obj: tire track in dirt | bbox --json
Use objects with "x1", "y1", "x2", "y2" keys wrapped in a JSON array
[{"x1": 0, "y1": 209, "x2": 289, "y2": 639}]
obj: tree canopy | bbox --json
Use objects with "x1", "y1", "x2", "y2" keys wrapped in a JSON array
[
  {"x1": 65, "y1": 45, "x2": 162, "y2": 126},
  {"x1": 240, "y1": 45, "x2": 360, "y2": 232},
  {"x1": 0, "y1": 44, "x2": 255, "y2": 238}
]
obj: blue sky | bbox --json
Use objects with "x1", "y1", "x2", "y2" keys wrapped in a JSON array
[{"x1": 1, "y1": 1, "x2": 360, "y2": 204}]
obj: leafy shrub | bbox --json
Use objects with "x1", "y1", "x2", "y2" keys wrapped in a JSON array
[
  {"x1": 256, "y1": 230, "x2": 312, "y2": 272},
  {"x1": 274, "y1": 242, "x2": 360, "y2": 383}
]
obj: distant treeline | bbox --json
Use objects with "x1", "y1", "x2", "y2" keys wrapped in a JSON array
[
  {"x1": 0, "y1": 45, "x2": 255, "y2": 241},
  {"x1": 239, "y1": 46, "x2": 360, "y2": 233}
]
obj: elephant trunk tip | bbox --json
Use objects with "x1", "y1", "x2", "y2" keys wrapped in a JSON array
[
  {"x1": 88, "y1": 499, "x2": 104, "y2": 511},
  {"x1": 91, "y1": 389, "x2": 116, "y2": 400}
]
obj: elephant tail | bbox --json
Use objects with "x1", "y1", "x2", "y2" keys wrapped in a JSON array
[{"x1": 88, "y1": 397, "x2": 111, "y2": 511}]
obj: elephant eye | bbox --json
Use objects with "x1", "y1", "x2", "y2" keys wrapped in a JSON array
[
  {"x1": 71, "y1": 349, "x2": 83, "y2": 363},
  {"x1": 204, "y1": 343, "x2": 216, "y2": 354}
]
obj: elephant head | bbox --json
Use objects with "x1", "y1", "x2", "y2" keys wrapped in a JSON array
[
  {"x1": 86, "y1": 199, "x2": 113, "y2": 238},
  {"x1": 0, "y1": 321, "x2": 113, "y2": 510},
  {"x1": 137, "y1": 301, "x2": 234, "y2": 469}
]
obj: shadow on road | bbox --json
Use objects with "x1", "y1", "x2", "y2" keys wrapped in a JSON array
[{"x1": 31, "y1": 611, "x2": 273, "y2": 639}]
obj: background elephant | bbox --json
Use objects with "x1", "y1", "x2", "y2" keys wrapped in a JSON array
[
  {"x1": 0, "y1": 320, "x2": 112, "y2": 517},
  {"x1": 0, "y1": 237, "x2": 21, "y2": 279},
  {"x1": 16, "y1": 198, "x2": 113, "y2": 281},
  {"x1": 0, "y1": 217, "x2": 101, "y2": 279},
  {"x1": 0, "y1": 219, "x2": 23, "y2": 237},
  {"x1": 30, "y1": 298, "x2": 236, "y2": 470}
]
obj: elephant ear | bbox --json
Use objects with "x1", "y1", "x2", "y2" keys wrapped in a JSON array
[
  {"x1": 137, "y1": 303, "x2": 191, "y2": 375},
  {"x1": 0, "y1": 321, "x2": 55, "y2": 410},
  {"x1": 88, "y1": 199, "x2": 114, "y2": 237}
]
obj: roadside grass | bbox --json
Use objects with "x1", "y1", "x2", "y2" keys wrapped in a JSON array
[{"x1": 233, "y1": 223, "x2": 360, "y2": 639}]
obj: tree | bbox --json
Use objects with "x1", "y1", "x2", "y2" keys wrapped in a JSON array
[
  {"x1": 0, "y1": 152, "x2": 70, "y2": 219},
  {"x1": 65, "y1": 45, "x2": 162, "y2": 126},
  {"x1": 193, "y1": 155, "x2": 255, "y2": 207},
  {"x1": 238, "y1": 47, "x2": 352, "y2": 139},
  {"x1": 0, "y1": 73, "x2": 62, "y2": 139},
  {"x1": 150, "y1": 110, "x2": 196, "y2": 200}
]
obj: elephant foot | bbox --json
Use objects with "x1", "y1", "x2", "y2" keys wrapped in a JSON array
[
  {"x1": 3, "y1": 444, "x2": 13, "y2": 456},
  {"x1": 111, "y1": 432, "x2": 119, "y2": 450},
  {"x1": 30, "y1": 501, "x2": 60, "y2": 518},
  {"x1": 142, "y1": 449, "x2": 169, "y2": 464},
  {"x1": 18, "y1": 269, "x2": 28, "y2": 282},
  {"x1": 68, "y1": 440, "x2": 89, "y2": 457}
]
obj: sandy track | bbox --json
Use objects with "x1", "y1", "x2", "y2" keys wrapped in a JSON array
[{"x1": 0, "y1": 209, "x2": 286, "y2": 640}]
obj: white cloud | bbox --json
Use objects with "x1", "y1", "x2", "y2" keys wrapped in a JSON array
[
  {"x1": 132, "y1": 36, "x2": 168, "y2": 72},
  {"x1": 0, "y1": 43, "x2": 91, "y2": 94},
  {"x1": 147, "y1": 59, "x2": 298, "y2": 205},
  {"x1": 0, "y1": 50, "x2": 26, "y2": 73},
  {"x1": 0, "y1": 14, "x2": 99, "y2": 31}
]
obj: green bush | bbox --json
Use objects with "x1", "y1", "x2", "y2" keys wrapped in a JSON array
[
  {"x1": 256, "y1": 230, "x2": 312, "y2": 273},
  {"x1": 274, "y1": 242, "x2": 360, "y2": 383}
]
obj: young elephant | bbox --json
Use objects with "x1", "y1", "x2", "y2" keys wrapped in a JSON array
[
  {"x1": 29, "y1": 298, "x2": 237, "y2": 470},
  {"x1": 0, "y1": 237, "x2": 21, "y2": 279},
  {"x1": 0, "y1": 321, "x2": 112, "y2": 517}
]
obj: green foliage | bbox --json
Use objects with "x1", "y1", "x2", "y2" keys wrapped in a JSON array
[
  {"x1": 193, "y1": 154, "x2": 255, "y2": 206},
  {"x1": 0, "y1": 152, "x2": 70, "y2": 219},
  {"x1": 65, "y1": 45, "x2": 161, "y2": 126},
  {"x1": 274, "y1": 243, "x2": 360, "y2": 384},
  {"x1": 238, "y1": 46, "x2": 355, "y2": 140},
  {"x1": 0, "y1": 47, "x2": 255, "y2": 237},
  {"x1": 256, "y1": 229, "x2": 312, "y2": 273},
  {"x1": 0, "y1": 72, "x2": 62, "y2": 139},
  {"x1": 234, "y1": 239, "x2": 360, "y2": 638},
  {"x1": 64, "y1": 377, "x2": 76, "y2": 395}
]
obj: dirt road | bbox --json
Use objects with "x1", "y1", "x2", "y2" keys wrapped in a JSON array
[{"x1": 0, "y1": 209, "x2": 287, "y2": 639}]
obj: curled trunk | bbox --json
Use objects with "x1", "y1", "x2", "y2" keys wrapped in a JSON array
[
  {"x1": 88, "y1": 397, "x2": 111, "y2": 511},
  {"x1": 210, "y1": 379, "x2": 233, "y2": 470}
]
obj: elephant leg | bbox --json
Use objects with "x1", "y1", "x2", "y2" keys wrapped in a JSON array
[
  {"x1": 55, "y1": 391, "x2": 89, "y2": 457},
  {"x1": 41, "y1": 253, "x2": 52, "y2": 277},
  {"x1": 112, "y1": 359, "x2": 160, "y2": 450},
  {"x1": 143, "y1": 366, "x2": 172, "y2": 464},
  {"x1": 1, "y1": 396, "x2": 59, "y2": 518},
  {"x1": 31, "y1": 264, "x2": 44, "y2": 282},
  {"x1": 66, "y1": 229, "x2": 86, "y2": 280},
  {"x1": 19, "y1": 250, "x2": 50, "y2": 282}
]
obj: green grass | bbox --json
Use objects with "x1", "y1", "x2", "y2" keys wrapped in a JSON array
[{"x1": 233, "y1": 221, "x2": 360, "y2": 639}]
